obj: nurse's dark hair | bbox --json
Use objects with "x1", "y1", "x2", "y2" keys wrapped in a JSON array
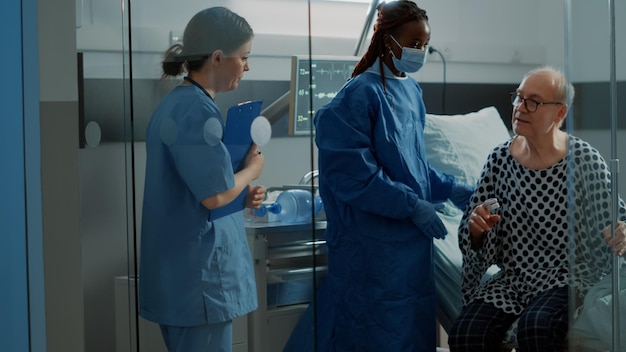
[
  {"x1": 352, "y1": 1, "x2": 427, "y2": 84},
  {"x1": 161, "y1": 7, "x2": 253, "y2": 78}
]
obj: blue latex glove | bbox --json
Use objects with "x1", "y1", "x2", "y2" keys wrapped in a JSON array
[
  {"x1": 411, "y1": 200, "x2": 447, "y2": 239},
  {"x1": 449, "y1": 182, "x2": 474, "y2": 210}
]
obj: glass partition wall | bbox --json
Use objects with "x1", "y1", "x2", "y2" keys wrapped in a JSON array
[
  {"x1": 76, "y1": 0, "x2": 137, "y2": 351},
  {"x1": 73, "y1": 0, "x2": 624, "y2": 351},
  {"x1": 566, "y1": 1, "x2": 624, "y2": 351},
  {"x1": 76, "y1": 0, "x2": 328, "y2": 351}
]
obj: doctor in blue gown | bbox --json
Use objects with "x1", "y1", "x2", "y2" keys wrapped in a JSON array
[
  {"x1": 290, "y1": 1, "x2": 473, "y2": 351},
  {"x1": 139, "y1": 7, "x2": 266, "y2": 352}
]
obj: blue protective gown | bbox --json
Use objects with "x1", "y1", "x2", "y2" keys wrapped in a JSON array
[
  {"x1": 313, "y1": 60, "x2": 455, "y2": 351},
  {"x1": 139, "y1": 84, "x2": 257, "y2": 328}
]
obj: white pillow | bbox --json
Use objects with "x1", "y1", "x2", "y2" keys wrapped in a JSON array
[{"x1": 424, "y1": 106, "x2": 511, "y2": 186}]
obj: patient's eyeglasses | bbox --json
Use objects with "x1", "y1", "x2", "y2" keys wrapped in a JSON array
[{"x1": 510, "y1": 92, "x2": 563, "y2": 113}]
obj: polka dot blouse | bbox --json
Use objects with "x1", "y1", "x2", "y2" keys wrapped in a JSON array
[{"x1": 459, "y1": 135, "x2": 626, "y2": 315}]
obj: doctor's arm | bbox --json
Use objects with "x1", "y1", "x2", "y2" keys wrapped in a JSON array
[
  {"x1": 317, "y1": 122, "x2": 419, "y2": 220},
  {"x1": 428, "y1": 165, "x2": 474, "y2": 210}
]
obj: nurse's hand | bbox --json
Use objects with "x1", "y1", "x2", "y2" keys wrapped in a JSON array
[
  {"x1": 411, "y1": 200, "x2": 447, "y2": 239},
  {"x1": 246, "y1": 185, "x2": 266, "y2": 209}
]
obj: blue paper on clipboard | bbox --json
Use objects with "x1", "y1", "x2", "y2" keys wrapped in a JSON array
[{"x1": 209, "y1": 100, "x2": 263, "y2": 221}]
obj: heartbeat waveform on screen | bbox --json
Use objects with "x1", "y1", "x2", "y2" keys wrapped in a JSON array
[
  {"x1": 298, "y1": 89, "x2": 338, "y2": 99},
  {"x1": 311, "y1": 62, "x2": 355, "y2": 81},
  {"x1": 313, "y1": 63, "x2": 354, "y2": 80},
  {"x1": 314, "y1": 92, "x2": 338, "y2": 99}
]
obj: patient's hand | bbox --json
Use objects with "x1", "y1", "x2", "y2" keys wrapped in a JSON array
[
  {"x1": 468, "y1": 203, "x2": 501, "y2": 249},
  {"x1": 603, "y1": 221, "x2": 626, "y2": 256}
]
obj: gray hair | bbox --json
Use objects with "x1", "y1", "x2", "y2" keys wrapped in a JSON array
[{"x1": 523, "y1": 65, "x2": 575, "y2": 106}]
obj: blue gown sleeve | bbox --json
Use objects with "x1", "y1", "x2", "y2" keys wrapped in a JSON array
[{"x1": 428, "y1": 165, "x2": 456, "y2": 203}]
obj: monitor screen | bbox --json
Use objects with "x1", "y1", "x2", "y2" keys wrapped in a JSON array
[{"x1": 288, "y1": 55, "x2": 360, "y2": 135}]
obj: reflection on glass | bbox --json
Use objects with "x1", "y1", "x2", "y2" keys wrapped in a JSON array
[
  {"x1": 288, "y1": 55, "x2": 358, "y2": 135},
  {"x1": 566, "y1": 1, "x2": 626, "y2": 351},
  {"x1": 73, "y1": 0, "x2": 626, "y2": 351},
  {"x1": 84, "y1": 121, "x2": 102, "y2": 148}
]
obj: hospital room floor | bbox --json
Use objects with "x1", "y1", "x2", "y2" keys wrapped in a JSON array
[{"x1": 437, "y1": 321, "x2": 450, "y2": 350}]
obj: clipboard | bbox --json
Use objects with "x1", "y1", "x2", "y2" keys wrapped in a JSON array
[
  {"x1": 222, "y1": 100, "x2": 263, "y2": 171},
  {"x1": 209, "y1": 100, "x2": 263, "y2": 221}
]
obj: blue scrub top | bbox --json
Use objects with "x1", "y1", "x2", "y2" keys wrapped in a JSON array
[
  {"x1": 139, "y1": 85, "x2": 257, "y2": 327},
  {"x1": 313, "y1": 60, "x2": 455, "y2": 351}
]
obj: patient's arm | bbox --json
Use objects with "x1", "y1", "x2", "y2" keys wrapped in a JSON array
[{"x1": 603, "y1": 220, "x2": 626, "y2": 256}]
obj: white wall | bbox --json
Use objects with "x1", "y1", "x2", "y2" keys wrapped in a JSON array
[
  {"x1": 569, "y1": 1, "x2": 626, "y2": 82},
  {"x1": 76, "y1": 0, "x2": 626, "y2": 82},
  {"x1": 77, "y1": 0, "x2": 563, "y2": 82}
]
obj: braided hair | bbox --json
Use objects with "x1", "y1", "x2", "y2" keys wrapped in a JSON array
[{"x1": 352, "y1": 1, "x2": 428, "y2": 89}]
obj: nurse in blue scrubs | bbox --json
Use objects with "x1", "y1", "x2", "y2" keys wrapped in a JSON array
[
  {"x1": 313, "y1": 1, "x2": 473, "y2": 351},
  {"x1": 139, "y1": 7, "x2": 266, "y2": 352}
]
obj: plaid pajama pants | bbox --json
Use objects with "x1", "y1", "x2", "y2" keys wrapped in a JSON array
[{"x1": 448, "y1": 286, "x2": 569, "y2": 352}]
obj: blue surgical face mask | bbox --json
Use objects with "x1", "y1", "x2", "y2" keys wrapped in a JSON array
[{"x1": 389, "y1": 35, "x2": 427, "y2": 73}]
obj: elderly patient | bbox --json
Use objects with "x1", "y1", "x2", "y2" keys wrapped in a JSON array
[{"x1": 448, "y1": 66, "x2": 626, "y2": 352}]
